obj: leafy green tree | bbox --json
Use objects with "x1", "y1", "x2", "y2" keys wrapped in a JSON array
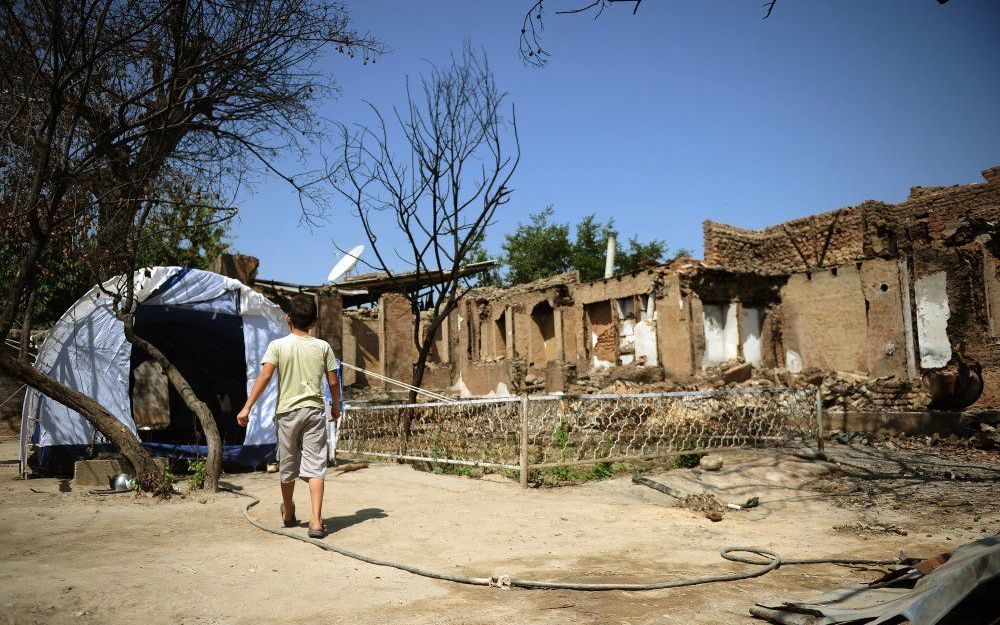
[
  {"x1": 4, "y1": 199, "x2": 231, "y2": 328},
  {"x1": 569, "y1": 214, "x2": 616, "y2": 282},
  {"x1": 136, "y1": 199, "x2": 232, "y2": 272},
  {"x1": 464, "y1": 233, "x2": 503, "y2": 287},
  {"x1": 500, "y1": 207, "x2": 687, "y2": 285},
  {"x1": 501, "y1": 206, "x2": 573, "y2": 285},
  {"x1": 618, "y1": 236, "x2": 680, "y2": 274}
]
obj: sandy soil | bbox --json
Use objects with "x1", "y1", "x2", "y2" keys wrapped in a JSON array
[{"x1": 1, "y1": 437, "x2": 998, "y2": 625}]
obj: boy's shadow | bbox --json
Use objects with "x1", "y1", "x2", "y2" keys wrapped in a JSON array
[{"x1": 310, "y1": 508, "x2": 388, "y2": 533}]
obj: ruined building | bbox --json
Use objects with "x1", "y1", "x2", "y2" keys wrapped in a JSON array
[
  {"x1": 5, "y1": 167, "x2": 994, "y2": 455},
  {"x1": 211, "y1": 165, "x2": 1000, "y2": 413}
]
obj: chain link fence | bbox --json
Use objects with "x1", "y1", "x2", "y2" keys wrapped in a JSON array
[{"x1": 338, "y1": 387, "x2": 820, "y2": 485}]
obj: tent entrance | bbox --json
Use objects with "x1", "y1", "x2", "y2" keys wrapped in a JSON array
[{"x1": 129, "y1": 305, "x2": 248, "y2": 447}]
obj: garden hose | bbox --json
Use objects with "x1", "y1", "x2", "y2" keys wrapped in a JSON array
[{"x1": 226, "y1": 487, "x2": 904, "y2": 591}]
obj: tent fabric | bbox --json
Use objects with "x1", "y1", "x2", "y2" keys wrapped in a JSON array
[{"x1": 19, "y1": 267, "x2": 307, "y2": 472}]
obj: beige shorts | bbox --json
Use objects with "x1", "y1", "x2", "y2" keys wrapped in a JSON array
[{"x1": 273, "y1": 406, "x2": 328, "y2": 483}]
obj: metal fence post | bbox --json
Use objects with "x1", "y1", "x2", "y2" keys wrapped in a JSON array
[
  {"x1": 815, "y1": 386, "x2": 825, "y2": 454},
  {"x1": 519, "y1": 394, "x2": 530, "y2": 488}
]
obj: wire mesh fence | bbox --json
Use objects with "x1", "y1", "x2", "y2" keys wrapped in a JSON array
[{"x1": 338, "y1": 387, "x2": 820, "y2": 483}]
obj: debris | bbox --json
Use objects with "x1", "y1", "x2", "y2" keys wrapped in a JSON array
[
  {"x1": 266, "y1": 463, "x2": 278, "y2": 473},
  {"x1": 834, "y1": 521, "x2": 909, "y2": 536},
  {"x1": 699, "y1": 455, "x2": 724, "y2": 471},
  {"x1": 682, "y1": 493, "x2": 726, "y2": 520},
  {"x1": 632, "y1": 474, "x2": 683, "y2": 499},
  {"x1": 792, "y1": 447, "x2": 827, "y2": 461},
  {"x1": 334, "y1": 462, "x2": 369, "y2": 474},
  {"x1": 727, "y1": 496, "x2": 760, "y2": 511},
  {"x1": 632, "y1": 475, "x2": 727, "y2": 520},
  {"x1": 723, "y1": 362, "x2": 753, "y2": 384},
  {"x1": 751, "y1": 535, "x2": 1000, "y2": 625}
]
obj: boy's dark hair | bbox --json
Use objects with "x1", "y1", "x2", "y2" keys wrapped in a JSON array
[{"x1": 287, "y1": 294, "x2": 318, "y2": 329}]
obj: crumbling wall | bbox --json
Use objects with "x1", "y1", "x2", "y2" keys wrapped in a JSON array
[
  {"x1": 208, "y1": 253, "x2": 260, "y2": 285},
  {"x1": 859, "y1": 259, "x2": 911, "y2": 380},
  {"x1": 702, "y1": 203, "x2": 881, "y2": 274},
  {"x1": 655, "y1": 274, "x2": 694, "y2": 381},
  {"x1": 906, "y1": 168, "x2": 999, "y2": 407},
  {"x1": 342, "y1": 311, "x2": 379, "y2": 387},
  {"x1": 704, "y1": 165, "x2": 999, "y2": 408},
  {"x1": 575, "y1": 269, "x2": 663, "y2": 373},
  {"x1": 780, "y1": 267, "x2": 869, "y2": 374},
  {"x1": 528, "y1": 300, "x2": 557, "y2": 366},
  {"x1": 584, "y1": 300, "x2": 616, "y2": 369},
  {"x1": 681, "y1": 265, "x2": 786, "y2": 372},
  {"x1": 704, "y1": 167, "x2": 1000, "y2": 276},
  {"x1": 453, "y1": 360, "x2": 514, "y2": 397},
  {"x1": 315, "y1": 293, "x2": 343, "y2": 359},
  {"x1": 379, "y1": 293, "x2": 417, "y2": 390}
]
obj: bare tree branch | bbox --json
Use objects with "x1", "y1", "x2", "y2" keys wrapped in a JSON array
[{"x1": 330, "y1": 45, "x2": 518, "y2": 409}]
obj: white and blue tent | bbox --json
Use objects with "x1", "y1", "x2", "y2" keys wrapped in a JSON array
[{"x1": 19, "y1": 267, "x2": 322, "y2": 474}]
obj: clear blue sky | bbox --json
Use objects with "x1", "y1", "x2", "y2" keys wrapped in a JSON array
[{"x1": 230, "y1": 0, "x2": 1000, "y2": 284}]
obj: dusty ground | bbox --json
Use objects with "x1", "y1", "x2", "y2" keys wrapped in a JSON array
[{"x1": 1, "y1": 437, "x2": 998, "y2": 625}]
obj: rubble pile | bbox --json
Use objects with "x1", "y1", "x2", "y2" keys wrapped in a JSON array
[{"x1": 562, "y1": 359, "x2": 936, "y2": 408}]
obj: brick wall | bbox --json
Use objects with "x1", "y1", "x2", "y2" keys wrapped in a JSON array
[{"x1": 703, "y1": 166, "x2": 1000, "y2": 274}]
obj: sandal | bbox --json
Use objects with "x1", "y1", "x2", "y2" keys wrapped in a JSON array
[
  {"x1": 280, "y1": 503, "x2": 297, "y2": 528},
  {"x1": 308, "y1": 525, "x2": 327, "y2": 539}
]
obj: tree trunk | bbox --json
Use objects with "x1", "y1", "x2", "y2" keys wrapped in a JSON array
[
  {"x1": 402, "y1": 338, "x2": 438, "y2": 446},
  {"x1": 408, "y1": 347, "x2": 433, "y2": 404},
  {"x1": 123, "y1": 326, "x2": 222, "y2": 491},
  {"x1": 0, "y1": 351, "x2": 168, "y2": 494},
  {"x1": 18, "y1": 287, "x2": 37, "y2": 361}
]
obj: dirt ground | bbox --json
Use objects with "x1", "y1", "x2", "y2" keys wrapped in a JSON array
[{"x1": 1, "y1": 437, "x2": 998, "y2": 625}]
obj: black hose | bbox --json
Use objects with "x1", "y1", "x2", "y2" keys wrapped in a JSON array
[{"x1": 226, "y1": 487, "x2": 903, "y2": 591}]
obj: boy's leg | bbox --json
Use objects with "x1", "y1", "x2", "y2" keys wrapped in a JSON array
[
  {"x1": 280, "y1": 480, "x2": 296, "y2": 521},
  {"x1": 307, "y1": 477, "x2": 324, "y2": 529},
  {"x1": 298, "y1": 407, "x2": 329, "y2": 531},
  {"x1": 275, "y1": 411, "x2": 304, "y2": 521}
]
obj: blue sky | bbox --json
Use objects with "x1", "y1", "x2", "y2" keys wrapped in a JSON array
[{"x1": 230, "y1": 0, "x2": 1000, "y2": 284}]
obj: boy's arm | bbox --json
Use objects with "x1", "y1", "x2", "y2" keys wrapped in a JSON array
[
  {"x1": 326, "y1": 369, "x2": 341, "y2": 422},
  {"x1": 237, "y1": 363, "x2": 276, "y2": 427}
]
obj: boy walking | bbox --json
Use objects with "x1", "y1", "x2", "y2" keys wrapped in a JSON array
[{"x1": 237, "y1": 295, "x2": 341, "y2": 538}]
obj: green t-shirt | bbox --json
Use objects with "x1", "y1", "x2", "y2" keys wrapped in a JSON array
[{"x1": 262, "y1": 334, "x2": 339, "y2": 414}]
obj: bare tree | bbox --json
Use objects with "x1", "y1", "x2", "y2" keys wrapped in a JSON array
[
  {"x1": 519, "y1": 0, "x2": 951, "y2": 66},
  {"x1": 332, "y1": 46, "x2": 519, "y2": 409},
  {"x1": 1, "y1": 0, "x2": 380, "y2": 492}
]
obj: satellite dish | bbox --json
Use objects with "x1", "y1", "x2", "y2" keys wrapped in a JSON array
[{"x1": 327, "y1": 245, "x2": 364, "y2": 283}]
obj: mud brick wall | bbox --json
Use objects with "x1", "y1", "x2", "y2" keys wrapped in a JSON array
[
  {"x1": 379, "y1": 293, "x2": 418, "y2": 389},
  {"x1": 703, "y1": 201, "x2": 887, "y2": 274},
  {"x1": 315, "y1": 293, "x2": 343, "y2": 358},
  {"x1": 871, "y1": 380, "x2": 929, "y2": 410},
  {"x1": 703, "y1": 166, "x2": 1000, "y2": 274}
]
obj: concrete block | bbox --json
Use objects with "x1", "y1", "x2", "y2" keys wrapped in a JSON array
[
  {"x1": 73, "y1": 459, "x2": 129, "y2": 488},
  {"x1": 722, "y1": 362, "x2": 753, "y2": 384},
  {"x1": 73, "y1": 457, "x2": 168, "y2": 487}
]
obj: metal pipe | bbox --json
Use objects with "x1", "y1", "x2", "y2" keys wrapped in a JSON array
[{"x1": 604, "y1": 234, "x2": 616, "y2": 279}]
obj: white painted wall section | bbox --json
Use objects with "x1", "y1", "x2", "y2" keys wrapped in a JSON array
[
  {"x1": 635, "y1": 321, "x2": 658, "y2": 366},
  {"x1": 702, "y1": 304, "x2": 739, "y2": 367},
  {"x1": 741, "y1": 307, "x2": 763, "y2": 366},
  {"x1": 785, "y1": 349, "x2": 803, "y2": 373},
  {"x1": 914, "y1": 271, "x2": 952, "y2": 369}
]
